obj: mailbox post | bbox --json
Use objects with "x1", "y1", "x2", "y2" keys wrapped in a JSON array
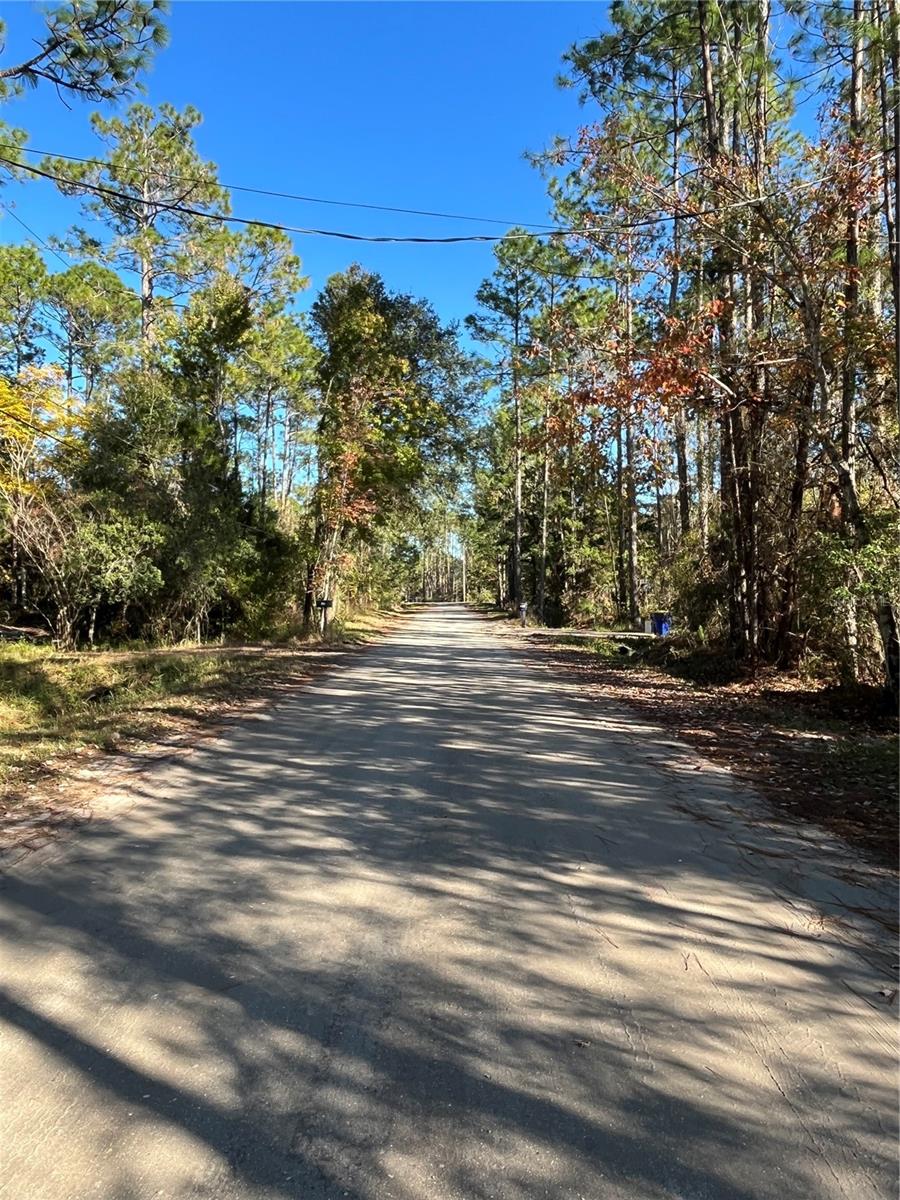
[{"x1": 315, "y1": 597, "x2": 333, "y2": 635}]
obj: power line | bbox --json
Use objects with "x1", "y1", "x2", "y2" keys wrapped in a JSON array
[
  {"x1": 1, "y1": 154, "x2": 578, "y2": 244},
  {"x1": 0, "y1": 142, "x2": 559, "y2": 232},
  {"x1": 2, "y1": 147, "x2": 887, "y2": 251},
  {"x1": 0, "y1": 405, "x2": 74, "y2": 447},
  {"x1": 0, "y1": 201, "x2": 70, "y2": 267}
]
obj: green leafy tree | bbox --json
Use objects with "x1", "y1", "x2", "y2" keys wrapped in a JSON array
[
  {"x1": 0, "y1": 2, "x2": 167, "y2": 104},
  {"x1": 307, "y1": 265, "x2": 473, "y2": 623},
  {"x1": 45, "y1": 262, "x2": 138, "y2": 398},
  {"x1": 64, "y1": 507, "x2": 164, "y2": 645},
  {"x1": 233, "y1": 312, "x2": 319, "y2": 520},
  {"x1": 0, "y1": 244, "x2": 48, "y2": 376},
  {"x1": 44, "y1": 103, "x2": 228, "y2": 340},
  {"x1": 467, "y1": 233, "x2": 548, "y2": 608}
]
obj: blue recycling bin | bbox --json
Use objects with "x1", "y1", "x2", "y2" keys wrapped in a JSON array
[{"x1": 651, "y1": 612, "x2": 671, "y2": 636}]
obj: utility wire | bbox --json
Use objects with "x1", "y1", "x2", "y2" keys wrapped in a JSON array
[
  {"x1": 1, "y1": 149, "x2": 887, "y2": 248},
  {"x1": 0, "y1": 201, "x2": 70, "y2": 266},
  {"x1": 0, "y1": 156, "x2": 543, "y2": 243},
  {"x1": 0, "y1": 142, "x2": 560, "y2": 231},
  {"x1": 2, "y1": 154, "x2": 585, "y2": 243},
  {"x1": 0, "y1": 405, "x2": 74, "y2": 447}
]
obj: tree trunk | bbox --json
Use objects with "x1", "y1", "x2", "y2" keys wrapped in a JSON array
[
  {"x1": 876, "y1": 602, "x2": 900, "y2": 701},
  {"x1": 302, "y1": 558, "x2": 316, "y2": 634},
  {"x1": 139, "y1": 175, "x2": 155, "y2": 344},
  {"x1": 511, "y1": 273, "x2": 524, "y2": 609},
  {"x1": 700, "y1": 0, "x2": 753, "y2": 658},
  {"x1": 668, "y1": 63, "x2": 691, "y2": 540},
  {"x1": 615, "y1": 412, "x2": 627, "y2": 621},
  {"x1": 775, "y1": 404, "x2": 811, "y2": 665},
  {"x1": 698, "y1": 0, "x2": 721, "y2": 160},
  {"x1": 674, "y1": 409, "x2": 690, "y2": 538},
  {"x1": 625, "y1": 418, "x2": 639, "y2": 625},
  {"x1": 623, "y1": 264, "x2": 639, "y2": 625},
  {"x1": 838, "y1": 0, "x2": 865, "y2": 682},
  {"x1": 55, "y1": 606, "x2": 77, "y2": 651},
  {"x1": 537, "y1": 398, "x2": 551, "y2": 621},
  {"x1": 537, "y1": 279, "x2": 557, "y2": 622},
  {"x1": 696, "y1": 414, "x2": 710, "y2": 552},
  {"x1": 886, "y1": 0, "x2": 900, "y2": 428}
]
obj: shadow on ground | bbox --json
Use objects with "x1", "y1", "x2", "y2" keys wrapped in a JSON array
[{"x1": 0, "y1": 605, "x2": 896, "y2": 1200}]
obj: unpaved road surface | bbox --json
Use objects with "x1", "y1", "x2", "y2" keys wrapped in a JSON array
[{"x1": 1, "y1": 606, "x2": 896, "y2": 1200}]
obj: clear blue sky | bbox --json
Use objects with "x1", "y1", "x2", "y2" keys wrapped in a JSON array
[{"x1": 1, "y1": 1, "x2": 606, "y2": 330}]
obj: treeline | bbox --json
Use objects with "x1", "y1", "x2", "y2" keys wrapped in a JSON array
[
  {"x1": 0, "y1": 6, "x2": 474, "y2": 648},
  {"x1": 466, "y1": 0, "x2": 899, "y2": 693},
  {"x1": 1, "y1": 1, "x2": 898, "y2": 693}
]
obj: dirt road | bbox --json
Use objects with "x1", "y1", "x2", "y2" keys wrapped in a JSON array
[{"x1": 0, "y1": 606, "x2": 896, "y2": 1199}]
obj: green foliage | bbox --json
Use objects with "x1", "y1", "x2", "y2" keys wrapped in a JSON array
[
  {"x1": 656, "y1": 533, "x2": 726, "y2": 637},
  {"x1": 0, "y1": 0, "x2": 895, "y2": 699},
  {"x1": 0, "y1": 245, "x2": 48, "y2": 374},
  {"x1": 64, "y1": 507, "x2": 163, "y2": 611},
  {"x1": 43, "y1": 102, "x2": 229, "y2": 338},
  {"x1": 0, "y1": 2, "x2": 168, "y2": 106},
  {"x1": 45, "y1": 261, "x2": 138, "y2": 393},
  {"x1": 305, "y1": 265, "x2": 475, "y2": 614},
  {"x1": 466, "y1": 0, "x2": 900, "y2": 697}
]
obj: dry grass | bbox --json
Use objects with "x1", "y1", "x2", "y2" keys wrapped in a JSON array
[{"x1": 0, "y1": 608, "x2": 402, "y2": 821}]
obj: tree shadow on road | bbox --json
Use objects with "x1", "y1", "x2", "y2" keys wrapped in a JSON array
[{"x1": 0, "y1": 606, "x2": 896, "y2": 1200}]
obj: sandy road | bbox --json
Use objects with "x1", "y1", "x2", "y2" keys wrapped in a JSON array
[{"x1": 0, "y1": 605, "x2": 896, "y2": 1200}]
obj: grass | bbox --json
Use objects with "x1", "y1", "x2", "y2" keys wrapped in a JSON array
[{"x1": 0, "y1": 608, "x2": 401, "y2": 817}]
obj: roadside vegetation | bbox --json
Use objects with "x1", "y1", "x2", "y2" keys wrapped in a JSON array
[
  {"x1": 460, "y1": 1, "x2": 899, "y2": 860},
  {"x1": 0, "y1": 608, "x2": 400, "y2": 825},
  {"x1": 0, "y1": 6, "x2": 475, "y2": 659},
  {"x1": 465, "y1": 0, "x2": 899, "y2": 705},
  {"x1": 519, "y1": 624, "x2": 898, "y2": 870},
  {"x1": 0, "y1": 3, "x2": 895, "y2": 853}
]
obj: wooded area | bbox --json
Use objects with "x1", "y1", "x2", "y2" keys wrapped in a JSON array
[
  {"x1": 467, "y1": 0, "x2": 900, "y2": 696},
  {"x1": 0, "y1": 0, "x2": 897, "y2": 699}
]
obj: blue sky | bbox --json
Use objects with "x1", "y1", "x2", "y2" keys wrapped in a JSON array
[{"x1": 1, "y1": 1, "x2": 605, "y2": 330}]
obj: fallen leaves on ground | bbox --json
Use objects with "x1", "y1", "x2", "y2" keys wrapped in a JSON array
[{"x1": 518, "y1": 629, "x2": 897, "y2": 871}]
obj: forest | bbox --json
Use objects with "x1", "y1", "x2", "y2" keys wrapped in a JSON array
[
  {"x1": 0, "y1": 0, "x2": 898, "y2": 700},
  {"x1": 467, "y1": 0, "x2": 899, "y2": 696}
]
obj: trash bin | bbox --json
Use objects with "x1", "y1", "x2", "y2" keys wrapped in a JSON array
[{"x1": 650, "y1": 612, "x2": 671, "y2": 636}]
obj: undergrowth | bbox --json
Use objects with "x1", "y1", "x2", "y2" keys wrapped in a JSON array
[{"x1": 0, "y1": 607, "x2": 399, "y2": 802}]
